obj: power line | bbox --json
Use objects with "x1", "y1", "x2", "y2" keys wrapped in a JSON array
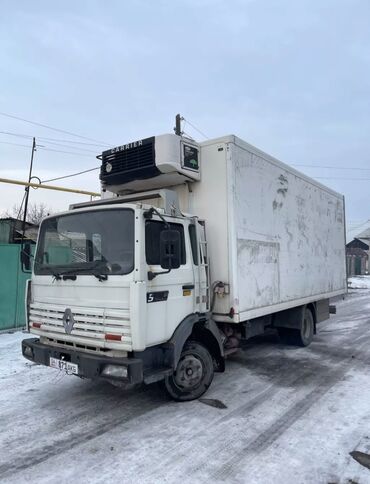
[
  {"x1": 182, "y1": 131, "x2": 195, "y2": 141},
  {"x1": 314, "y1": 176, "x2": 370, "y2": 181},
  {"x1": 41, "y1": 167, "x2": 100, "y2": 184},
  {"x1": 0, "y1": 111, "x2": 112, "y2": 146},
  {"x1": 293, "y1": 164, "x2": 370, "y2": 171},
  {"x1": 0, "y1": 132, "x2": 102, "y2": 154},
  {"x1": 347, "y1": 220, "x2": 370, "y2": 225},
  {"x1": 0, "y1": 130, "x2": 31, "y2": 140},
  {"x1": 38, "y1": 136, "x2": 107, "y2": 148},
  {"x1": 182, "y1": 117, "x2": 209, "y2": 139},
  {"x1": 346, "y1": 220, "x2": 370, "y2": 230},
  {"x1": 3, "y1": 134, "x2": 368, "y2": 166},
  {"x1": 0, "y1": 140, "x2": 33, "y2": 148},
  {"x1": 0, "y1": 140, "x2": 94, "y2": 157},
  {"x1": 0, "y1": 130, "x2": 109, "y2": 147},
  {"x1": 38, "y1": 139, "x2": 98, "y2": 154},
  {"x1": 37, "y1": 146, "x2": 94, "y2": 157}
]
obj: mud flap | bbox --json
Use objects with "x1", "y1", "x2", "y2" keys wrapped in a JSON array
[{"x1": 169, "y1": 314, "x2": 225, "y2": 371}]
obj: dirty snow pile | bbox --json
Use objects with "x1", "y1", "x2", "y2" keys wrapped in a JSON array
[{"x1": 348, "y1": 276, "x2": 370, "y2": 289}]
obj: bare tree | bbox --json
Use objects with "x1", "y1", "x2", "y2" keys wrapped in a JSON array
[
  {"x1": 1, "y1": 202, "x2": 52, "y2": 225},
  {"x1": 26, "y1": 203, "x2": 51, "y2": 224}
]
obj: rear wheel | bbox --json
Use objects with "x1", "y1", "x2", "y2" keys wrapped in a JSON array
[
  {"x1": 278, "y1": 307, "x2": 314, "y2": 347},
  {"x1": 164, "y1": 341, "x2": 214, "y2": 401}
]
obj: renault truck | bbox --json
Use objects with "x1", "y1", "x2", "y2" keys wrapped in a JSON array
[{"x1": 21, "y1": 132, "x2": 347, "y2": 400}]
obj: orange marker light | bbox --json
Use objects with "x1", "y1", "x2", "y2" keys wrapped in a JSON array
[{"x1": 105, "y1": 334, "x2": 122, "y2": 341}]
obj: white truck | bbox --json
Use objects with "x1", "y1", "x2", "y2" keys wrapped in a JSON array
[{"x1": 22, "y1": 133, "x2": 347, "y2": 400}]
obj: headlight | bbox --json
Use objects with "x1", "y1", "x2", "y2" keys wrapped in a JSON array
[{"x1": 101, "y1": 364, "x2": 128, "y2": 378}]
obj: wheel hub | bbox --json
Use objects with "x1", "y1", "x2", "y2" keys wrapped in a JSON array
[{"x1": 175, "y1": 355, "x2": 203, "y2": 389}]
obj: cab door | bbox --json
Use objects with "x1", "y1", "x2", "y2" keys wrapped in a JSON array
[{"x1": 145, "y1": 217, "x2": 195, "y2": 346}]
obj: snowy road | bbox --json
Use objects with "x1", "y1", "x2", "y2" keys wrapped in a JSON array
[{"x1": 1, "y1": 290, "x2": 370, "y2": 484}]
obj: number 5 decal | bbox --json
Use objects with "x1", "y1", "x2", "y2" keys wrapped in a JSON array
[{"x1": 147, "y1": 291, "x2": 169, "y2": 303}]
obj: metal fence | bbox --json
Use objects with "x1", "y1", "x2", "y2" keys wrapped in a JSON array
[{"x1": 0, "y1": 244, "x2": 31, "y2": 331}]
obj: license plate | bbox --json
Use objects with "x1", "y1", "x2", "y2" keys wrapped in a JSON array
[{"x1": 49, "y1": 357, "x2": 78, "y2": 375}]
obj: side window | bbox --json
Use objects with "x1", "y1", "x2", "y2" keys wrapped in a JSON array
[
  {"x1": 145, "y1": 220, "x2": 186, "y2": 265},
  {"x1": 188, "y1": 224, "x2": 198, "y2": 265}
]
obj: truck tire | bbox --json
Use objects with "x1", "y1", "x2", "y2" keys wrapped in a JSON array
[
  {"x1": 163, "y1": 341, "x2": 214, "y2": 401},
  {"x1": 278, "y1": 307, "x2": 314, "y2": 347}
]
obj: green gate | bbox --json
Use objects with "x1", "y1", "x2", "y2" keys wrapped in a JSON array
[
  {"x1": 354, "y1": 257, "x2": 362, "y2": 275},
  {"x1": 0, "y1": 244, "x2": 31, "y2": 330}
]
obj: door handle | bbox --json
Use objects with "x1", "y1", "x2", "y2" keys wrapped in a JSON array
[{"x1": 182, "y1": 284, "x2": 194, "y2": 290}]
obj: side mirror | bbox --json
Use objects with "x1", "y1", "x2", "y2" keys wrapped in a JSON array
[
  {"x1": 159, "y1": 230, "x2": 181, "y2": 270},
  {"x1": 20, "y1": 242, "x2": 32, "y2": 272}
]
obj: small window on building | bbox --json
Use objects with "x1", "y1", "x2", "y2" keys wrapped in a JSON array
[
  {"x1": 145, "y1": 220, "x2": 186, "y2": 265},
  {"x1": 188, "y1": 224, "x2": 198, "y2": 265}
]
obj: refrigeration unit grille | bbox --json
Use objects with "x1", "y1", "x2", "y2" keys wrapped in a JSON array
[{"x1": 100, "y1": 137, "x2": 157, "y2": 184}]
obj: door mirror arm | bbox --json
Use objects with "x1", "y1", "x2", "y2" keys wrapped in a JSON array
[
  {"x1": 147, "y1": 269, "x2": 171, "y2": 281},
  {"x1": 144, "y1": 207, "x2": 170, "y2": 228}
]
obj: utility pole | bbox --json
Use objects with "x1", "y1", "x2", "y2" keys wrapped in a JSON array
[
  {"x1": 174, "y1": 114, "x2": 183, "y2": 136},
  {"x1": 21, "y1": 137, "x2": 36, "y2": 241}
]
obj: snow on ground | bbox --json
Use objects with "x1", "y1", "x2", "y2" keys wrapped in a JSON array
[
  {"x1": 1, "y1": 290, "x2": 370, "y2": 483},
  {"x1": 348, "y1": 276, "x2": 370, "y2": 289}
]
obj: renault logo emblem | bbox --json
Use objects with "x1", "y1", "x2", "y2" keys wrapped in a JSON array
[{"x1": 62, "y1": 308, "x2": 75, "y2": 334}]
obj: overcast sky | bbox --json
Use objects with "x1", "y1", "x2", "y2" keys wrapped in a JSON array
[{"x1": 0, "y1": 0, "x2": 369, "y2": 232}]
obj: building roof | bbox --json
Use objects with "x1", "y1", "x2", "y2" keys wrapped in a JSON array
[
  {"x1": 346, "y1": 220, "x2": 370, "y2": 244},
  {"x1": 346, "y1": 238, "x2": 369, "y2": 250},
  {"x1": 356, "y1": 228, "x2": 370, "y2": 240},
  {"x1": 0, "y1": 218, "x2": 39, "y2": 243}
]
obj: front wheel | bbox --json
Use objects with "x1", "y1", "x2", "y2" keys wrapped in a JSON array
[
  {"x1": 163, "y1": 341, "x2": 214, "y2": 401},
  {"x1": 278, "y1": 307, "x2": 314, "y2": 347}
]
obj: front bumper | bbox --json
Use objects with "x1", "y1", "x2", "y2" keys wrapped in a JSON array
[{"x1": 22, "y1": 338, "x2": 143, "y2": 384}]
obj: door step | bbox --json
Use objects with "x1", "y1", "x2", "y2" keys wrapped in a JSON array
[{"x1": 143, "y1": 367, "x2": 173, "y2": 384}]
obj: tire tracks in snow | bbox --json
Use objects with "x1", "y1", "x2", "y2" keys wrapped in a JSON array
[
  {"x1": 211, "y1": 330, "x2": 370, "y2": 481},
  {"x1": 142, "y1": 315, "x2": 370, "y2": 483},
  {"x1": 141, "y1": 361, "x2": 327, "y2": 481},
  {"x1": 212, "y1": 356, "x2": 368, "y2": 481},
  {"x1": 0, "y1": 390, "x2": 164, "y2": 480}
]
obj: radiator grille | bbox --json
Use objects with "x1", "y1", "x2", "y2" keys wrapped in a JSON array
[{"x1": 29, "y1": 302, "x2": 132, "y2": 351}]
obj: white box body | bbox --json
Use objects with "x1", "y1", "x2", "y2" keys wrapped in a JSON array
[{"x1": 170, "y1": 135, "x2": 346, "y2": 323}]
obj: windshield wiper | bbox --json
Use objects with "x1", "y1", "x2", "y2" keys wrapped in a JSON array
[
  {"x1": 40, "y1": 265, "x2": 62, "y2": 281},
  {"x1": 57, "y1": 261, "x2": 109, "y2": 281},
  {"x1": 93, "y1": 273, "x2": 108, "y2": 282},
  {"x1": 52, "y1": 271, "x2": 62, "y2": 281},
  {"x1": 42, "y1": 260, "x2": 121, "y2": 281}
]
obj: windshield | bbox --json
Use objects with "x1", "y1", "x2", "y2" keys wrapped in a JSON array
[{"x1": 34, "y1": 209, "x2": 134, "y2": 276}]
